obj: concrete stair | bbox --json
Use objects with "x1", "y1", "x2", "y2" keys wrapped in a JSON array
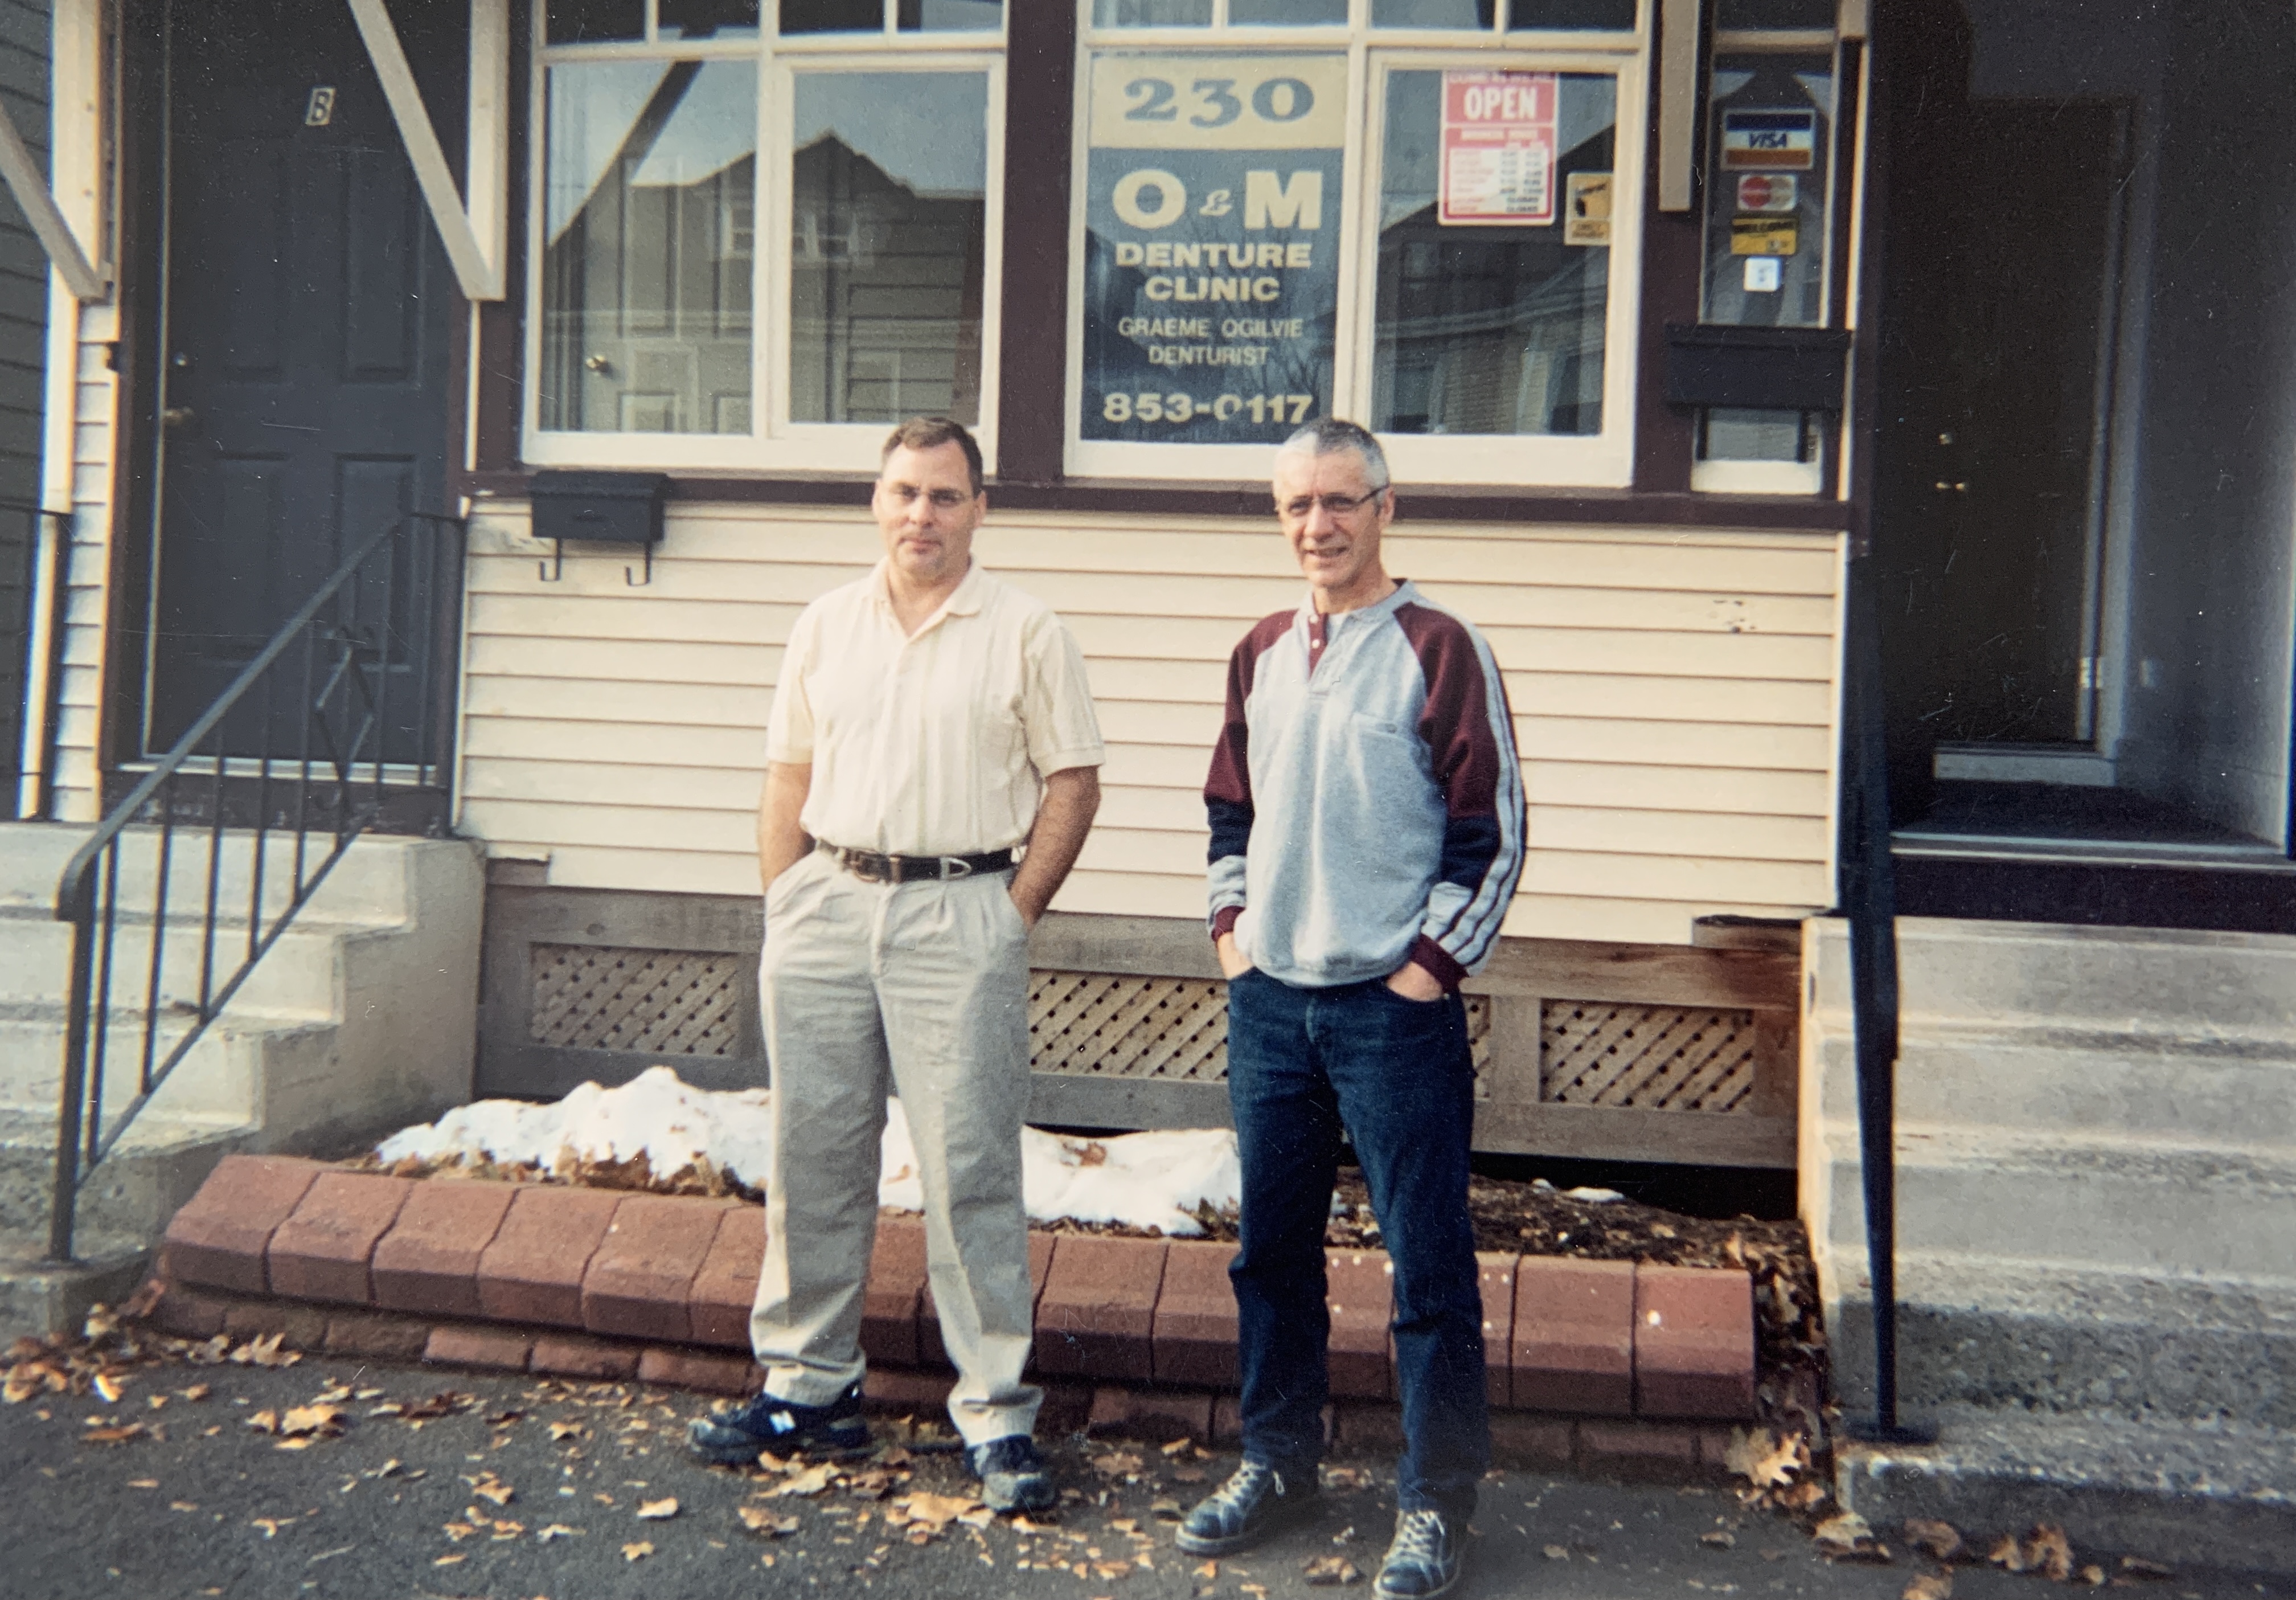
[
  {"x1": 1801, "y1": 916, "x2": 2296, "y2": 1568},
  {"x1": 0, "y1": 821, "x2": 482, "y2": 1337}
]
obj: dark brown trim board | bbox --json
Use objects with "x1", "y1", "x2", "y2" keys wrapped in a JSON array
[
  {"x1": 1631, "y1": 0, "x2": 1703, "y2": 495},
  {"x1": 1894, "y1": 853, "x2": 2296, "y2": 937},
  {"x1": 993, "y1": 0, "x2": 1077, "y2": 488}
]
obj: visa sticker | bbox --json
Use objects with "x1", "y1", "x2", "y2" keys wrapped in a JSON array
[{"x1": 1720, "y1": 109, "x2": 1816, "y2": 171}]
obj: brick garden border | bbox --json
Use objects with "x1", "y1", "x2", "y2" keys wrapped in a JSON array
[{"x1": 151, "y1": 1156, "x2": 1758, "y2": 1478}]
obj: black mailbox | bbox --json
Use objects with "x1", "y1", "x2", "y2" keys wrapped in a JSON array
[
  {"x1": 1663, "y1": 324, "x2": 1852, "y2": 414},
  {"x1": 529, "y1": 470, "x2": 670, "y2": 583},
  {"x1": 530, "y1": 470, "x2": 669, "y2": 546}
]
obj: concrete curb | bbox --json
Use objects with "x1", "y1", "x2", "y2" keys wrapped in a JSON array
[{"x1": 153, "y1": 1158, "x2": 1760, "y2": 1470}]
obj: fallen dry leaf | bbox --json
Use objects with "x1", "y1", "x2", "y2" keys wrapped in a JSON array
[
  {"x1": 278, "y1": 1405, "x2": 344, "y2": 1437},
  {"x1": 177, "y1": 1385, "x2": 210, "y2": 1403},
  {"x1": 1303, "y1": 1554, "x2": 1362, "y2": 1585},
  {"x1": 2119, "y1": 1556, "x2": 2174, "y2": 1579},
  {"x1": 774, "y1": 1462, "x2": 840, "y2": 1497},
  {"x1": 1723, "y1": 1427, "x2": 1803, "y2": 1488},
  {"x1": 1543, "y1": 1544, "x2": 1569, "y2": 1561},
  {"x1": 892, "y1": 1491, "x2": 985, "y2": 1529},
  {"x1": 1701, "y1": 1531, "x2": 1737, "y2": 1549},
  {"x1": 1160, "y1": 1438, "x2": 1193, "y2": 1456},
  {"x1": 93, "y1": 1372, "x2": 126, "y2": 1403},
  {"x1": 229, "y1": 1332, "x2": 299, "y2": 1369},
  {"x1": 1988, "y1": 1534, "x2": 2027, "y2": 1572},
  {"x1": 2078, "y1": 1565, "x2": 2105, "y2": 1587},
  {"x1": 1903, "y1": 1519, "x2": 1963, "y2": 1562},
  {"x1": 2024, "y1": 1525, "x2": 2074, "y2": 1582},
  {"x1": 1813, "y1": 1512, "x2": 1873, "y2": 1551},
  {"x1": 738, "y1": 1505, "x2": 800, "y2": 1537},
  {"x1": 536, "y1": 1524, "x2": 579, "y2": 1541},
  {"x1": 622, "y1": 1541, "x2": 654, "y2": 1562},
  {"x1": 251, "y1": 1516, "x2": 297, "y2": 1538},
  {"x1": 245, "y1": 1410, "x2": 280, "y2": 1435},
  {"x1": 1092, "y1": 1451, "x2": 1145, "y2": 1477},
  {"x1": 548, "y1": 1421, "x2": 585, "y2": 1441},
  {"x1": 128, "y1": 1479, "x2": 158, "y2": 1489},
  {"x1": 636, "y1": 1497, "x2": 680, "y2": 1520},
  {"x1": 80, "y1": 1422, "x2": 146, "y2": 1446},
  {"x1": 432, "y1": 1553, "x2": 464, "y2": 1567},
  {"x1": 1903, "y1": 1573, "x2": 1953, "y2": 1600},
  {"x1": 469, "y1": 1474, "x2": 515, "y2": 1507}
]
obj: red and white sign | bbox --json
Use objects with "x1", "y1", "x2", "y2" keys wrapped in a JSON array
[
  {"x1": 1735, "y1": 173, "x2": 1798, "y2": 213},
  {"x1": 1438, "y1": 71, "x2": 1558, "y2": 227}
]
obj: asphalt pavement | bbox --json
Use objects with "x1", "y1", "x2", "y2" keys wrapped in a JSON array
[{"x1": 0, "y1": 1352, "x2": 2284, "y2": 1600}]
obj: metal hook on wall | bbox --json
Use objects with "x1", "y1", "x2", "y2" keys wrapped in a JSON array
[{"x1": 538, "y1": 539, "x2": 563, "y2": 582}]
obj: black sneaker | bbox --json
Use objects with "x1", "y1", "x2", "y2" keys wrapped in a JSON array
[
  {"x1": 1374, "y1": 1509, "x2": 1465, "y2": 1600},
  {"x1": 1173, "y1": 1459, "x2": 1320, "y2": 1556},
  {"x1": 967, "y1": 1434, "x2": 1056, "y2": 1513},
  {"x1": 685, "y1": 1384, "x2": 871, "y2": 1465}
]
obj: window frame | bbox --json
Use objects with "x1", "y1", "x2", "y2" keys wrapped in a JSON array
[
  {"x1": 519, "y1": 2, "x2": 1008, "y2": 474},
  {"x1": 1064, "y1": 0, "x2": 1650, "y2": 485}
]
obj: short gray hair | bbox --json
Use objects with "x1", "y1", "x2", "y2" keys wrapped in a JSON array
[{"x1": 1276, "y1": 417, "x2": 1389, "y2": 489}]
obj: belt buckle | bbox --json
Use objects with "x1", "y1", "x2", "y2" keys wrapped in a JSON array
[
  {"x1": 845, "y1": 848, "x2": 891, "y2": 884},
  {"x1": 940, "y1": 856, "x2": 974, "y2": 881}
]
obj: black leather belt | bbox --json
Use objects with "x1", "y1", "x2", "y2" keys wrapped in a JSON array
[{"x1": 822, "y1": 843, "x2": 1015, "y2": 884}]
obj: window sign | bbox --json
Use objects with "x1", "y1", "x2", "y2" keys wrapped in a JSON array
[
  {"x1": 1437, "y1": 71, "x2": 1557, "y2": 226},
  {"x1": 1080, "y1": 54, "x2": 1346, "y2": 444}
]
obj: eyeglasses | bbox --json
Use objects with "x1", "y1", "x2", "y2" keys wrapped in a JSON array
[
  {"x1": 885, "y1": 485, "x2": 977, "y2": 510},
  {"x1": 1277, "y1": 487, "x2": 1389, "y2": 522}
]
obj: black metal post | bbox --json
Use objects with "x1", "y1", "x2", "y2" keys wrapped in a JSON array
[
  {"x1": 1837, "y1": 551, "x2": 1934, "y2": 1446},
  {"x1": 44, "y1": 869, "x2": 97, "y2": 1263}
]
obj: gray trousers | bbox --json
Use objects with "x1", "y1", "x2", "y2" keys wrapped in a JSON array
[{"x1": 749, "y1": 845, "x2": 1042, "y2": 1446}]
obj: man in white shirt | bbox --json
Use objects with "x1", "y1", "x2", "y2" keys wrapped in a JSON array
[{"x1": 687, "y1": 418, "x2": 1104, "y2": 1513}]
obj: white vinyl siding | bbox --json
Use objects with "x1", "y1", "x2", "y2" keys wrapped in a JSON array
[{"x1": 456, "y1": 501, "x2": 1841, "y2": 946}]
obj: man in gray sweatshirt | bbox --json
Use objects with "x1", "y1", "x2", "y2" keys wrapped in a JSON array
[{"x1": 1178, "y1": 419, "x2": 1526, "y2": 1600}]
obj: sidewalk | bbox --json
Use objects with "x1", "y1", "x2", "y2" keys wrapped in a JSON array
[{"x1": 1, "y1": 1351, "x2": 2282, "y2": 1600}]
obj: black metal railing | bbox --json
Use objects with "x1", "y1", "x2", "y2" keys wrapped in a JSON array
[
  {"x1": 1837, "y1": 544, "x2": 1932, "y2": 1446},
  {"x1": 42, "y1": 511, "x2": 465, "y2": 1263}
]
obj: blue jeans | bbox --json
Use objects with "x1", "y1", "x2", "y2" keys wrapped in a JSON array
[{"x1": 1225, "y1": 969, "x2": 1489, "y2": 1519}]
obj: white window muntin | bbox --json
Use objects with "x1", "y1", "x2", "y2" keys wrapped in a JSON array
[
  {"x1": 1065, "y1": 19, "x2": 1645, "y2": 484},
  {"x1": 523, "y1": 13, "x2": 1006, "y2": 473},
  {"x1": 1079, "y1": 0, "x2": 1646, "y2": 46}
]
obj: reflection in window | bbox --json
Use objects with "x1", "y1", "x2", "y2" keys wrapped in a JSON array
[
  {"x1": 1508, "y1": 0, "x2": 1634, "y2": 27},
  {"x1": 789, "y1": 73, "x2": 989, "y2": 424},
  {"x1": 660, "y1": 0, "x2": 760, "y2": 38},
  {"x1": 1372, "y1": 71, "x2": 1614, "y2": 436},
  {"x1": 897, "y1": 0, "x2": 1002, "y2": 28},
  {"x1": 547, "y1": 0, "x2": 642, "y2": 43},
  {"x1": 539, "y1": 62, "x2": 757, "y2": 434},
  {"x1": 780, "y1": 0, "x2": 880, "y2": 31},
  {"x1": 1092, "y1": 0, "x2": 1211, "y2": 25},
  {"x1": 1372, "y1": 0, "x2": 1495, "y2": 27},
  {"x1": 1228, "y1": 0, "x2": 1348, "y2": 23}
]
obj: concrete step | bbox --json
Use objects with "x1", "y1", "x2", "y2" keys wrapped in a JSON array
[
  {"x1": 1826, "y1": 1249, "x2": 2296, "y2": 1429},
  {"x1": 1813, "y1": 1123, "x2": 2296, "y2": 1282},
  {"x1": 0, "y1": 1001, "x2": 333, "y2": 1123},
  {"x1": 0, "y1": 821, "x2": 424, "y2": 926},
  {"x1": 1811, "y1": 1024, "x2": 2296, "y2": 1149},
  {"x1": 0, "y1": 903, "x2": 367, "y2": 1018},
  {"x1": 0, "y1": 1225, "x2": 153, "y2": 1342},
  {"x1": 1807, "y1": 915, "x2": 2296, "y2": 1040},
  {"x1": 1835, "y1": 1403, "x2": 2296, "y2": 1574}
]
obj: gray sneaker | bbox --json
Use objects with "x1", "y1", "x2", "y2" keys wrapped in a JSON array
[
  {"x1": 1174, "y1": 1459, "x2": 1321, "y2": 1556},
  {"x1": 968, "y1": 1434, "x2": 1056, "y2": 1513},
  {"x1": 1374, "y1": 1508, "x2": 1465, "y2": 1600}
]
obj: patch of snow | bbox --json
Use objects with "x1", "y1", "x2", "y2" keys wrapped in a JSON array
[{"x1": 377, "y1": 1065, "x2": 1238, "y2": 1237}]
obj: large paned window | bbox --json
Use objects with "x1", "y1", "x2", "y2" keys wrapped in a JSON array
[
  {"x1": 526, "y1": 0, "x2": 1004, "y2": 470},
  {"x1": 1069, "y1": 0, "x2": 1646, "y2": 485}
]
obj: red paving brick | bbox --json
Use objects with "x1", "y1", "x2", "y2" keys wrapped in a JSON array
[
  {"x1": 641, "y1": 1347, "x2": 760, "y2": 1396},
  {"x1": 1576, "y1": 1419, "x2": 1707, "y2": 1480},
  {"x1": 159, "y1": 1155, "x2": 326, "y2": 1294},
  {"x1": 1151, "y1": 1238, "x2": 1239, "y2": 1389},
  {"x1": 530, "y1": 1332, "x2": 642, "y2": 1381},
  {"x1": 1086, "y1": 1384, "x2": 1213, "y2": 1443},
  {"x1": 920, "y1": 1228, "x2": 1055, "y2": 1369},
  {"x1": 1324, "y1": 1249, "x2": 1392, "y2": 1400},
  {"x1": 581, "y1": 1193, "x2": 728, "y2": 1343},
  {"x1": 1489, "y1": 1411, "x2": 1575, "y2": 1469},
  {"x1": 687, "y1": 1206, "x2": 764, "y2": 1350},
  {"x1": 322, "y1": 1312, "x2": 431, "y2": 1362},
  {"x1": 371, "y1": 1179, "x2": 518, "y2": 1319},
  {"x1": 1475, "y1": 1252, "x2": 1519, "y2": 1406},
  {"x1": 1035, "y1": 1235, "x2": 1167, "y2": 1382},
  {"x1": 1332, "y1": 1400, "x2": 1405, "y2": 1455},
  {"x1": 1633, "y1": 1264, "x2": 1756, "y2": 1418},
  {"x1": 474, "y1": 1186, "x2": 624, "y2": 1327},
  {"x1": 264, "y1": 1171, "x2": 412, "y2": 1305},
  {"x1": 861, "y1": 1214, "x2": 929, "y2": 1368},
  {"x1": 1512, "y1": 1255, "x2": 1634, "y2": 1415},
  {"x1": 424, "y1": 1323, "x2": 536, "y2": 1372},
  {"x1": 223, "y1": 1300, "x2": 329, "y2": 1349},
  {"x1": 861, "y1": 1367, "x2": 954, "y2": 1414},
  {"x1": 149, "y1": 1284, "x2": 231, "y2": 1339}
]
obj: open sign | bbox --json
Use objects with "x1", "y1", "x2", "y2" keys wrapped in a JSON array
[{"x1": 1443, "y1": 72, "x2": 1556, "y2": 129}]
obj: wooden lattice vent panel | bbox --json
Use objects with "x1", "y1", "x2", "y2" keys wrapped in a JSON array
[
  {"x1": 530, "y1": 944, "x2": 748, "y2": 1057},
  {"x1": 1538, "y1": 1000, "x2": 1757, "y2": 1114},
  {"x1": 1030, "y1": 971, "x2": 1491, "y2": 1087}
]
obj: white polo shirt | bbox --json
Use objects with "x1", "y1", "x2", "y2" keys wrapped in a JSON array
[{"x1": 766, "y1": 559, "x2": 1105, "y2": 858}]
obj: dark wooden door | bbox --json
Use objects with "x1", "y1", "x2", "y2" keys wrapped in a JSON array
[
  {"x1": 146, "y1": 0, "x2": 460, "y2": 761},
  {"x1": 1872, "y1": 54, "x2": 2128, "y2": 815}
]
